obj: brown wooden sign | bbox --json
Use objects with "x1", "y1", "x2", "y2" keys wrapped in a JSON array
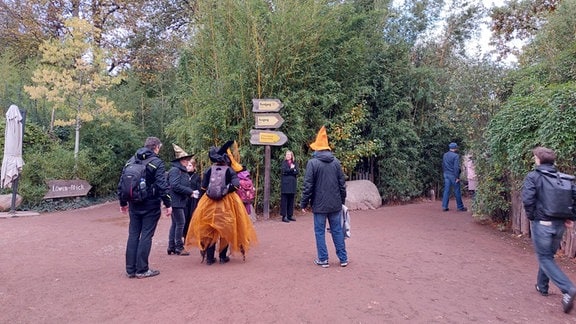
[
  {"x1": 249, "y1": 129, "x2": 288, "y2": 146},
  {"x1": 254, "y1": 113, "x2": 285, "y2": 129},
  {"x1": 44, "y1": 180, "x2": 92, "y2": 199},
  {"x1": 252, "y1": 98, "x2": 283, "y2": 112}
]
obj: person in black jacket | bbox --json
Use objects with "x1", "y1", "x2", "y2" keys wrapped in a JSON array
[
  {"x1": 300, "y1": 126, "x2": 348, "y2": 268},
  {"x1": 166, "y1": 144, "x2": 199, "y2": 256},
  {"x1": 280, "y1": 150, "x2": 298, "y2": 223},
  {"x1": 522, "y1": 146, "x2": 576, "y2": 313},
  {"x1": 119, "y1": 137, "x2": 172, "y2": 279}
]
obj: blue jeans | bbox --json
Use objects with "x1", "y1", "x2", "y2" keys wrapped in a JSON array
[
  {"x1": 126, "y1": 205, "x2": 161, "y2": 275},
  {"x1": 314, "y1": 211, "x2": 347, "y2": 263},
  {"x1": 442, "y1": 174, "x2": 465, "y2": 210},
  {"x1": 168, "y1": 208, "x2": 186, "y2": 252},
  {"x1": 531, "y1": 220, "x2": 575, "y2": 294}
]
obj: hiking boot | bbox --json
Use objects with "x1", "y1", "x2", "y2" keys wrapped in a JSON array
[
  {"x1": 535, "y1": 284, "x2": 548, "y2": 296},
  {"x1": 314, "y1": 259, "x2": 329, "y2": 268},
  {"x1": 206, "y1": 258, "x2": 216, "y2": 266},
  {"x1": 136, "y1": 269, "x2": 160, "y2": 279},
  {"x1": 562, "y1": 290, "x2": 576, "y2": 313}
]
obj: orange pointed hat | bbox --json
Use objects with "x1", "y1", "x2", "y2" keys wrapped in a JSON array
[{"x1": 309, "y1": 126, "x2": 331, "y2": 151}]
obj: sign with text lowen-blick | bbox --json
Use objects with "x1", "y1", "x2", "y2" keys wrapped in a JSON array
[{"x1": 43, "y1": 179, "x2": 92, "y2": 199}]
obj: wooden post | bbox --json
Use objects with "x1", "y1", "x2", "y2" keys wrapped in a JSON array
[{"x1": 263, "y1": 145, "x2": 271, "y2": 219}]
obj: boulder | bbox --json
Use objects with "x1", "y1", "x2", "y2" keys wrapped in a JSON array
[
  {"x1": 0, "y1": 194, "x2": 23, "y2": 212},
  {"x1": 345, "y1": 180, "x2": 381, "y2": 210}
]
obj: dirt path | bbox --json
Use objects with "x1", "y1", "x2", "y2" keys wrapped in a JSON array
[{"x1": 2, "y1": 200, "x2": 576, "y2": 323}]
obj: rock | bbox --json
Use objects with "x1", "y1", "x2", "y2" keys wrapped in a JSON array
[
  {"x1": 0, "y1": 194, "x2": 23, "y2": 212},
  {"x1": 345, "y1": 180, "x2": 381, "y2": 210}
]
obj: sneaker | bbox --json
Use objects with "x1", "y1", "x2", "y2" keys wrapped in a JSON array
[
  {"x1": 340, "y1": 261, "x2": 349, "y2": 267},
  {"x1": 457, "y1": 207, "x2": 468, "y2": 212},
  {"x1": 314, "y1": 259, "x2": 329, "y2": 268},
  {"x1": 126, "y1": 273, "x2": 136, "y2": 279},
  {"x1": 563, "y1": 291, "x2": 576, "y2": 313},
  {"x1": 442, "y1": 208, "x2": 449, "y2": 212},
  {"x1": 535, "y1": 284, "x2": 548, "y2": 296},
  {"x1": 135, "y1": 269, "x2": 160, "y2": 279}
]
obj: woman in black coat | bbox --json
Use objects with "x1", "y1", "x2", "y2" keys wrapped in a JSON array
[{"x1": 280, "y1": 150, "x2": 298, "y2": 223}]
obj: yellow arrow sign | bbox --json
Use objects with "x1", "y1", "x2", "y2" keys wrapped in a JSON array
[
  {"x1": 254, "y1": 113, "x2": 285, "y2": 129},
  {"x1": 249, "y1": 129, "x2": 288, "y2": 146},
  {"x1": 252, "y1": 98, "x2": 283, "y2": 112}
]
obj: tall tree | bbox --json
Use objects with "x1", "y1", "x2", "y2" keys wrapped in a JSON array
[{"x1": 25, "y1": 17, "x2": 128, "y2": 165}]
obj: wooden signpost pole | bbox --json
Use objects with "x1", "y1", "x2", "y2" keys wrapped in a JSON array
[{"x1": 250, "y1": 98, "x2": 287, "y2": 219}]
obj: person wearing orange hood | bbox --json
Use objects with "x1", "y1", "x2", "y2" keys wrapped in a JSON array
[
  {"x1": 185, "y1": 141, "x2": 257, "y2": 265},
  {"x1": 300, "y1": 126, "x2": 348, "y2": 268}
]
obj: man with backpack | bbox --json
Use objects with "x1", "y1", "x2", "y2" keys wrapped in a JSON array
[
  {"x1": 522, "y1": 146, "x2": 576, "y2": 313},
  {"x1": 119, "y1": 137, "x2": 172, "y2": 279}
]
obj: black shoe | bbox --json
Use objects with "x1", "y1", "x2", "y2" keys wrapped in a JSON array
[
  {"x1": 136, "y1": 269, "x2": 160, "y2": 279},
  {"x1": 167, "y1": 248, "x2": 176, "y2": 255},
  {"x1": 535, "y1": 284, "x2": 548, "y2": 296},
  {"x1": 563, "y1": 291, "x2": 576, "y2": 313},
  {"x1": 206, "y1": 258, "x2": 216, "y2": 265},
  {"x1": 282, "y1": 216, "x2": 290, "y2": 223},
  {"x1": 126, "y1": 272, "x2": 136, "y2": 279},
  {"x1": 287, "y1": 217, "x2": 296, "y2": 221},
  {"x1": 457, "y1": 207, "x2": 468, "y2": 212},
  {"x1": 176, "y1": 249, "x2": 190, "y2": 256},
  {"x1": 220, "y1": 256, "x2": 230, "y2": 264},
  {"x1": 442, "y1": 208, "x2": 449, "y2": 212}
]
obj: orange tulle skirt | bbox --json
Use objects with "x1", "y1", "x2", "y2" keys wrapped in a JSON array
[{"x1": 185, "y1": 192, "x2": 257, "y2": 256}]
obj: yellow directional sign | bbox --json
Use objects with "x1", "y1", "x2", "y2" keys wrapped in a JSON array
[
  {"x1": 254, "y1": 113, "x2": 285, "y2": 129},
  {"x1": 249, "y1": 129, "x2": 288, "y2": 146},
  {"x1": 252, "y1": 98, "x2": 283, "y2": 112}
]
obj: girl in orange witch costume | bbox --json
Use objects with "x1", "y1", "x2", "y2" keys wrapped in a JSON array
[{"x1": 184, "y1": 141, "x2": 257, "y2": 265}]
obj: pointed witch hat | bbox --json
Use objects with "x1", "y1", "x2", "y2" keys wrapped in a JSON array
[
  {"x1": 309, "y1": 126, "x2": 331, "y2": 151},
  {"x1": 172, "y1": 143, "x2": 194, "y2": 162},
  {"x1": 209, "y1": 140, "x2": 234, "y2": 163}
]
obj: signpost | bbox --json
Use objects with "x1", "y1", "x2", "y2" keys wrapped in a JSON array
[
  {"x1": 249, "y1": 129, "x2": 288, "y2": 146},
  {"x1": 252, "y1": 98, "x2": 283, "y2": 112},
  {"x1": 254, "y1": 113, "x2": 284, "y2": 129},
  {"x1": 251, "y1": 98, "x2": 287, "y2": 219}
]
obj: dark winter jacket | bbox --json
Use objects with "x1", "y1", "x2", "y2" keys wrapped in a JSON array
[
  {"x1": 118, "y1": 147, "x2": 171, "y2": 208},
  {"x1": 522, "y1": 163, "x2": 576, "y2": 221},
  {"x1": 280, "y1": 159, "x2": 299, "y2": 194},
  {"x1": 168, "y1": 161, "x2": 200, "y2": 209},
  {"x1": 442, "y1": 150, "x2": 461, "y2": 178},
  {"x1": 300, "y1": 150, "x2": 346, "y2": 214}
]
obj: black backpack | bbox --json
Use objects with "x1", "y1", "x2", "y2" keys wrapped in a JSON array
[
  {"x1": 206, "y1": 165, "x2": 229, "y2": 200},
  {"x1": 119, "y1": 157, "x2": 155, "y2": 202},
  {"x1": 537, "y1": 169, "x2": 575, "y2": 218}
]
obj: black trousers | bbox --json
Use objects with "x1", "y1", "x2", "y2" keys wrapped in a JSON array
[{"x1": 280, "y1": 193, "x2": 295, "y2": 218}]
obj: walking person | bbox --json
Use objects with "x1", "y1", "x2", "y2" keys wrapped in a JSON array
[
  {"x1": 119, "y1": 137, "x2": 172, "y2": 279},
  {"x1": 463, "y1": 153, "x2": 477, "y2": 201},
  {"x1": 166, "y1": 144, "x2": 199, "y2": 256},
  {"x1": 441, "y1": 142, "x2": 467, "y2": 212},
  {"x1": 280, "y1": 150, "x2": 298, "y2": 223},
  {"x1": 300, "y1": 126, "x2": 348, "y2": 268},
  {"x1": 522, "y1": 146, "x2": 576, "y2": 313}
]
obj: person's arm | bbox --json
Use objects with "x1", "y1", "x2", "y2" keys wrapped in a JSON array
[
  {"x1": 521, "y1": 172, "x2": 537, "y2": 220},
  {"x1": 152, "y1": 159, "x2": 172, "y2": 209},
  {"x1": 300, "y1": 160, "x2": 314, "y2": 211}
]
